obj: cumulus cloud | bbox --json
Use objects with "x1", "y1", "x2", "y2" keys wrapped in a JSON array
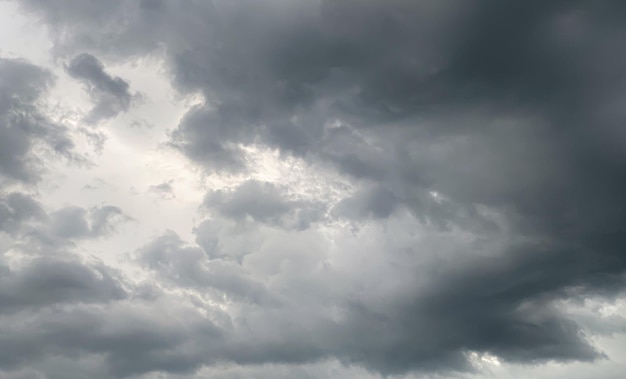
[
  {"x1": 0, "y1": 189, "x2": 144, "y2": 378},
  {"x1": 5, "y1": 0, "x2": 626, "y2": 378},
  {"x1": 332, "y1": 184, "x2": 399, "y2": 220},
  {"x1": 0, "y1": 256, "x2": 127, "y2": 314},
  {"x1": 136, "y1": 230, "x2": 277, "y2": 305},
  {"x1": 0, "y1": 56, "x2": 75, "y2": 183}
]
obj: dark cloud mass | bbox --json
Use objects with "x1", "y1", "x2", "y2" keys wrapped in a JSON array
[
  {"x1": 5, "y1": 0, "x2": 626, "y2": 378},
  {"x1": 0, "y1": 256, "x2": 127, "y2": 314}
]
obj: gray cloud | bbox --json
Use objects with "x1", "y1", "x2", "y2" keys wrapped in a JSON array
[
  {"x1": 9, "y1": 0, "x2": 626, "y2": 377},
  {"x1": 0, "y1": 190, "x2": 158, "y2": 378},
  {"x1": 204, "y1": 180, "x2": 294, "y2": 223},
  {"x1": 332, "y1": 185, "x2": 399, "y2": 220},
  {"x1": 0, "y1": 199, "x2": 130, "y2": 251},
  {"x1": 0, "y1": 256, "x2": 127, "y2": 314},
  {"x1": 1, "y1": 213, "x2": 617, "y2": 378},
  {"x1": 136, "y1": 231, "x2": 276, "y2": 305},
  {"x1": 0, "y1": 298, "x2": 222, "y2": 377},
  {"x1": 66, "y1": 53, "x2": 137, "y2": 123},
  {"x1": 0, "y1": 190, "x2": 131, "y2": 317},
  {"x1": 148, "y1": 180, "x2": 175, "y2": 199},
  {"x1": 203, "y1": 180, "x2": 325, "y2": 230},
  {"x1": 0, "y1": 56, "x2": 75, "y2": 183},
  {"x1": 49, "y1": 205, "x2": 129, "y2": 240},
  {"x1": 126, "y1": 222, "x2": 610, "y2": 376}
]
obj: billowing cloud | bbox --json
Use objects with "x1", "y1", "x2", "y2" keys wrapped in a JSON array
[
  {"x1": 136, "y1": 230, "x2": 276, "y2": 305},
  {"x1": 0, "y1": 56, "x2": 75, "y2": 183},
  {"x1": 0, "y1": 256, "x2": 127, "y2": 314},
  {"x1": 3, "y1": 0, "x2": 626, "y2": 378},
  {"x1": 203, "y1": 180, "x2": 325, "y2": 229}
]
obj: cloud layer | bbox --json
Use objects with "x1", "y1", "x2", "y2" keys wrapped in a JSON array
[{"x1": 2, "y1": 1, "x2": 626, "y2": 378}]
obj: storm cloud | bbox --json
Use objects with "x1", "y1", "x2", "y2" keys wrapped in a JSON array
[{"x1": 3, "y1": 0, "x2": 626, "y2": 378}]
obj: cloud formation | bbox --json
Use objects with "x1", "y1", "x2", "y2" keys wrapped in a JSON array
[
  {"x1": 203, "y1": 180, "x2": 325, "y2": 229},
  {"x1": 0, "y1": 56, "x2": 75, "y2": 183},
  {"x1": 4, "y1": 0, "x2": 626, "y2": 378},
  {"x1": 66, "y1": 53, "x2": 137, "y2": 123}
]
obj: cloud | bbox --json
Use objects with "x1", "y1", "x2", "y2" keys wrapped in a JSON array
[
  {"x1": 7, "y1": 0, "x2": 626, "y2": 378},
  {"x1": 49, "y1": 205, "x2": 129, "y2": 240},
  {"x1": 0, "y1": 296, "x2": 223, "y2": 377},
  {"x1": 136, "y1": 231, "x2": 276, "y2": 305},
  {"x1": 0, "y1": 56, "x2": 75, "y2": 183},
  {"x1": 66, "y1": 53, "x2": 138, "y2": 123},
  {"x1": 0, "y1": 193, "x2": 45, "y2": 235},
  {"x1": 0, "y1": 255, "x2": 127, "y2": 314},
  {"x1": 127, "y1": 217, "x2": 610, "y2": 376},
  {"x1": 0, "y1": 189, "x2": 131, "y2": 315},
  {"x1": 332, "y1": 184, "x2": 399, "y2": 220},
  {"x1": 202, "y1": 180, "x2": 325, "y2": 229},
  {"x1": 0, "y1": 214, "x2": 614, "y2": 378},
  {"x1": 0, "y1": 190, "x2": 155, "y2": 378}
]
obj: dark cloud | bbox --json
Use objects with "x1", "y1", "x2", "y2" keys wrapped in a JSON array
[
  {"x1": 0, "y1": 256, "x2": 127, "y2": 314},
  {"x1": 0, "y1": 192, "x2": 130, "y2": 318},
  {"x1": 2, "y1": 213, "x2": 616, "y2": 378},
  {"x1": 0, "y1": 56, "x2": 75, "y2": 183},
  {"x1": 0, "y1": 189, "x2": 160, "y2": 378},
  {"x1": 10, "y1": 0, "x2": 626, "y2": 377},
  {"x1": 125, "y1": 225, "x2": 611, "y2": 376},
  {"x1": 332, "y1": 185, "x2": 399, "y2": 220},
  {"x1": 168, "y1": 104, "x2": 253, "y2": 172},
  {"x1": 66, "y1": 53, "x2": 137, "y2": 123}
]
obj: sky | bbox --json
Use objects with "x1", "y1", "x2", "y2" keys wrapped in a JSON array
[{"x1": 0, "y1": 0, "x2": 626, "y2": 378}]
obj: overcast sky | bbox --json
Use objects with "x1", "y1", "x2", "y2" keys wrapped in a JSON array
[{"x1": 1, "y1": 1, "x2": 626, "y2": 378}]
